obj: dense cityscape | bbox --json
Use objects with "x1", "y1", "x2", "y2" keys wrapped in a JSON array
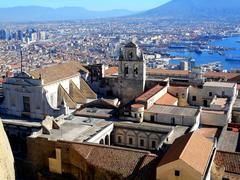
[
  {"x1": 0, "y1": 0, "x2": 240, "y2": 180},
  {"x1": 0, "y1": 19, "x2": 240, "y2": 78}
]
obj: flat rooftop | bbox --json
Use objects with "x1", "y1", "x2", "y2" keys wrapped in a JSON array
[
  {"x1": 146, "y1": 105, "x2": 199, "y2": 117},
  {"x1": 211, "y1": 97, "x2": 228, "y2": 108},
  {"x1": 38, "y1": 116, "x2": 113, "y2": 142},
  {"x1": 114, "y1": 122, "x2": 174, "y2": 134},
  {"x1": 203, "y1": 81, "x2": 236, "y2": 88},
  {"x1": 218, "y1": 126, "x2": 240, "y2": 152},
  {"x1": 74, "y1": 107, "x2": 114, "y2": 119},
  {"x1": 1, "y1": 115, "x2": 41, "y2": 128}
]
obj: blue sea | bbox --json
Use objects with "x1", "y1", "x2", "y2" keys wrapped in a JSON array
[{"x1": 170, "y1": 36, "x2": 240, "y2": 71}]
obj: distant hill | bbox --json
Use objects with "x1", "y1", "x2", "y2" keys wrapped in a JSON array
[
  {"x1": 138, "y1": 0, "x2": 240, "y2": 20},
  {"x1": 0, "y1": 6, "x2": 135, "y2": 22}
]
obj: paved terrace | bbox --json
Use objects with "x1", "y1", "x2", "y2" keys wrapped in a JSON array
[{"x1": 37, "y1": 115, "x2": 113, "y2": 142}]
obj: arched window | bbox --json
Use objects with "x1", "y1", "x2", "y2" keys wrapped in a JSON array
[
  {"x1": 128, "y1": 51, "x2": 133, "y2": 59},
  {"x1": 152, "y1": 141, "x2": 156, "y2": 148},
  {"x1": 124, "y1": 63, "x2": 129, "y2": 76},
  {"x1": 134, "y1": 64, "x2": 138, "y2": 76},
  {"x1": 118, "y1": 136, "x2": 122, "y2": 143}
]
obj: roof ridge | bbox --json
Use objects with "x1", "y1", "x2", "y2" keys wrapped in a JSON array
[{"x1": 179, "y1": 132, "x2": 194, "y2": 161}]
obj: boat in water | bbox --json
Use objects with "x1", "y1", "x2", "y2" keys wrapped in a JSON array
[{"x1": 225, "y1": 56, "x2": 240, "y2": 61}]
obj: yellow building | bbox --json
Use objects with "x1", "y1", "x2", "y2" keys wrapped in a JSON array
[{"x1": 157, "y1": 132, "x2": 214, "y2": 180}]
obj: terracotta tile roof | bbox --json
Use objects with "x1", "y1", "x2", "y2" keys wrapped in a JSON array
[
  {"x1": 104, "y1": 67, "x2": 118, "y2": 76},
  {"x1": 159, "y1": 132, "x2": 213, "y2": 175},
  {"x1": 131, "y1": 104, "x2": 145, "y2": 109},
  {"x1": 29, "y1": 61, "x2": 89, "y2": 85},
  {"x1": 214, "y1": 151, "x2": 240, "y2": 175},
  {"x1": 197, "y1": 128, "x2": 219, "y2": 139},
  {"x1": 136, "y1": 85, "x2": 164, "y2": 102},
  {"x1": 147, "y1": 68, "x2": 189, "y2": 76},
  {"x1": 71, "y1": 143, "x2": 159, "y2": 178},
  {"x1": 204, "y1": 72, "x2": 240, "y2": 80},
  {"x1": 155, "y1": 93, "x2": 178, "y2": 105},
  {"x1": 228, "y1": 75, "x2": 240, "y2": 84}
]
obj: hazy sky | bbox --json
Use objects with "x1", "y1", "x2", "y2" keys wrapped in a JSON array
[{"x1": 0, "y1": 0, "x2": 171, "y2": 11}]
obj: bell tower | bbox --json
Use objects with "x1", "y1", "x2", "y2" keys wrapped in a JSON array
[{"x1": 118, "y1": 42, "x2": 146, "y2": 105}]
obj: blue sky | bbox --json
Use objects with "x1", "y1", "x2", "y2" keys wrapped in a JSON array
[{"x1": 0, "y1": 0, "x2": 170, "y2": 11}]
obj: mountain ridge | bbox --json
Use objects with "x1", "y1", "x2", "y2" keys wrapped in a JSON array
[
  {"x1": 0, "y1": 6, "x2": 135, "y2": 22},
  {"x1": 138, "y1": 0, "x2": 240, "y2": 20}
]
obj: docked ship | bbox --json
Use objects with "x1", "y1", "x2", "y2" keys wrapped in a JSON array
[{"x1": 225, "y1": 56, "x2": 240, "y2": 61}]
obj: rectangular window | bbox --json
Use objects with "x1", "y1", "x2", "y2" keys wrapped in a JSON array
[
  {"x1": 152, "y1": 141, "x2": 156, "y2": 148},
  {"x1": 129, "y1": 138, "x2": 133, "y2": 145},
  {"x1": 175, "y1": 170, "x2": 180, "y2": 176},
  {"x1": 23, "y1": 96, "x2": 30, "y2": 112},
  {"x1": 192, "y1": 96, "x2": 196, "y2": 101},
  {"x1": 140, "y1": 139, "x2": 144, "y2": 147},
  {"x1": 209, "y1": 92, "x2": 213, "y2": 96},
  {"x1": 150, "y1": 115, "x2": 155, "y2": 122},
  {"x1": 171, "y1": 117, "x2": 175, "y2": 125},
  {"x1": 222, "y1": 91, "x2": 225, "y2": 96}
]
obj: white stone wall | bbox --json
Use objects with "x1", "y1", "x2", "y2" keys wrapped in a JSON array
[
  {"x1": 145, "y1": 86, "x2": 168, "y2": 109},
  {"x1": 201, "y1": 111, "x2": 228, "y2": 126},
  {"x1": 0, "y1": 75, "x2": 75, "y2": 119},
  {"x1": 189, "y1": 84, "x2": 237, "y2": 107},
  {"x1": 44, "y1": 75, "x2": 80, "y2": 108},
  {"x1": 144, "y1": 110, "x2": 199, "y2": 126}
]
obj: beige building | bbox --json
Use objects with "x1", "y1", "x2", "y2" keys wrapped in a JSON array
[
  {"x1": 26, "y1": 137, "x2": 159, "y2": 180},
  {"x1": 0, "y1": 120, "x2": 15, "y2": 180},
  {"x1": 157, "y1": 132, "x2": 214, "y2": 180}
]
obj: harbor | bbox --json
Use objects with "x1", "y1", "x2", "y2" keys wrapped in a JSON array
[{"x1": 168, "y1": 36, "x2": 240, "y2": 71}]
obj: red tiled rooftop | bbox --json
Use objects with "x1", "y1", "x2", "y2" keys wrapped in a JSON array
[
  {"x1": 71, "y1": 142, "x2": 159, "y2": 178},
  {"x1": 204, "y1": 71, "x2": 240, "y2": 80},
  {"x1": 159, "y1": 132, "x2": 214, "y2": 175},
  {"x1": 155, "y1": 93, "x2": 178, "y2": 106},
  {"x1": 131, "y1": 104, "x2": 144, "y2": 109},
  {"x1": 147, "y1": 68, "x2": 189, "y2": 76},
  {"x1": 214, "y1": 151, "x2": 240, "y2": 175},
  {"x1": 136, "y1": 85, "x2": 164, "y2": 102},
  {"x1": 104, "y1": 67, "x2": 118, "y2": 76}
]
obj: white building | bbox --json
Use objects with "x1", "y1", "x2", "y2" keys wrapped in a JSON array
[{"x1": 0, "y1": 61, "x2": 97, "y2": 120}]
